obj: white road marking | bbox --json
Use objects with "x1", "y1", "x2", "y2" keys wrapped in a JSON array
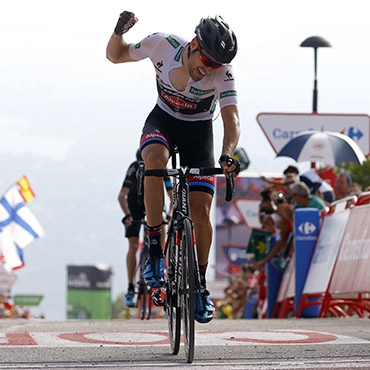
[{"x1": 0, "y1": 330, "x2": 368, "y2": 347}]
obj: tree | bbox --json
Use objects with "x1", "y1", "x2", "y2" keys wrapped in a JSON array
[{"x1": 336, "y1": 157, "x2": 370, "y2": 191}]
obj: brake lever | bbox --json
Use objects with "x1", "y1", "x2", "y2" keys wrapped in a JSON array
[
  {"x1": 137, "y1": 161, "x2": 145, "y2": 204},
  {"x1": 225, "y1": 172, "x2": 235, "y2": 202}
]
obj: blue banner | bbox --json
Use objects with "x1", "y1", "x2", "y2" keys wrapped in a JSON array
[{"x1": 294, "y1": 208, "x2": 321, "y2": 317}]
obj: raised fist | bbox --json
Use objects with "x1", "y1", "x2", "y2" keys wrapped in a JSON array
[{"x1": 114, "y1": 11, "x2": 137, "y2": 36}]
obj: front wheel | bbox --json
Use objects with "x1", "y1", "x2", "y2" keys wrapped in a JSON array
[
  {"x1": 166, "y1": 231, "x2": 181, "y2": 355},
  {"x1": 181, "y1": 218, "x2": 196, "y2": 363},
  {"x1": 139, "y1": 282, "x2": 147, "y2": 320},
  {"x1": 146, "y1": 286, "x2": 152, "y2": 320}
]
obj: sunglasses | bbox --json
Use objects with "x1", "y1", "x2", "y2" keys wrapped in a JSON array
[{"x1": 194, "y1": 47, "x2": 223, "y2": 70}]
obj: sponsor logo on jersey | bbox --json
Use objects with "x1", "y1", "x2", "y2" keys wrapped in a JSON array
[
  {"x1": 174, "y1": 46, "x2": 184, "y2": 62},
  {"x1": 189, "y1": 86, "x2": 215, "y2": 96},
  {"x1": 161, "y1": 92, "x2": 197, "y2": 110},
  {"x1": 140, "y1": 133, "x2": 169, "y2": 149},
  {"x1": 166, "y1": 36, "x2": 180, "y2": 49},
  {"x1": 220, "y1": 90, "x2": 237, "y2": 99},
  {"x1": 224, "y1": 70, "x2": 234, "y2": 82},
  {"x1": 188, "y1": 175, "x2": 216, "y2": 184},
  {"x1": 188, "y1": 175, "x2": 216, "y2": 192},
  {"x1": 155, "y1": 60, "x2": 164, "y2": 72},
  {"x1": 210, "y1": 100, "x2": 218, "y2": 114}
]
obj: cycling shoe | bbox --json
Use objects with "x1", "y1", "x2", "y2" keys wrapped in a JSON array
[
  {"x1": 195, "y1": 289, "x2": 215, "y2": 323},
  {"x1": 143, "y1": 255, "x2": 165, "y2": 288}
]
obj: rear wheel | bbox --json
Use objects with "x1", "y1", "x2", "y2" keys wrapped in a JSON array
[
  {"x1": 166, "y1": 230, "x2": 181, "y2": 355},
  {"x1": 181, "y1": 218, "x2": 195, "y2": 363}
]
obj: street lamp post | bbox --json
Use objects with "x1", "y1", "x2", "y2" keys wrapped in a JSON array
[{"x1": 300, "y1": 36, "x2": 332, "y2": 113}]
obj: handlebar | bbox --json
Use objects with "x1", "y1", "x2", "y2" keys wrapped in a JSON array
[{"x1": 145, "y1": 167, "x2": 235, "y2": 202}]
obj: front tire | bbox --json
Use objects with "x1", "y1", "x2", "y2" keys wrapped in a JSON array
[
  {"x1": 166, "y1": 230, "x2": 181, "y2": 355},
  {"x1": 181, "y1": 218, "x2": 195, "y2": 363}
]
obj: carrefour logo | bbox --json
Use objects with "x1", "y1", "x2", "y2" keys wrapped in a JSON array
[
  {"x1": 342, "y1": 126, "x2": 364, "y2": 142},
  {"x1": 298, "y1": 222, "x2": 317, "y2": 235},
  {"x1": 296, "y1": 221, "x2": 318, "y2": 241}
]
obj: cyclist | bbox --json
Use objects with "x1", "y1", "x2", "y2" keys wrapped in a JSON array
[
  {"x1": 118, "y1": 149, "x2": 172, "y2": 307},
  {"x1": 108, "y1": 12, "x2": 240, "y2": 323}
]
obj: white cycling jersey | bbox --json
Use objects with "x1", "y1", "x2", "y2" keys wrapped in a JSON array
[{"x1": 129, "y1": 33, "x2": 238, "y2": 122}]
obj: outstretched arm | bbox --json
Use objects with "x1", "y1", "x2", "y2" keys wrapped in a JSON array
[
  {"x1": 106, "y1": 11, "x2": 138, "y2": 64},
  {"x1": 219, "y1": 104, "x2": 241, "y2": 175}
]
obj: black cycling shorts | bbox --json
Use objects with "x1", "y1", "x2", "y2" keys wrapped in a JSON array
[
  {"x1": 139, "y1": 105, "x2": 216, "y2": 196},
  {"x1": 125, "y1": 200, "x2": 145, "y2": 238}
]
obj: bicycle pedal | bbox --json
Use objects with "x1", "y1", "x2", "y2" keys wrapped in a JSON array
[{"x1": 151, "y1": 290, "x2": 164, "y2": 306}]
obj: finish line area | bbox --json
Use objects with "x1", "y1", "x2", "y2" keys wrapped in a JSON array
[{"x1": 0, "y1": 330, "x2": 368, "y2": 347}]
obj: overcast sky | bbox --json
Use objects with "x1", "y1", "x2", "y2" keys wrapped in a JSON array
[{"x1": 1, "y1": 0, "x2": 370, "y2": 320}]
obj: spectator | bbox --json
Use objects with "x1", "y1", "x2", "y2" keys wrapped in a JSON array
[
  {"x1": 335, "y1": 173, "x2": 352, "y2": 200},
  {"x1": 290, "y1": 181, "x2": 326, "y2": 212},
  {"x1": 283, "y1": 165, "x2": 299, "y2": 176},
  {"x1": 349, "y1": 182, "x2": 362, "y2": 196},
  {"x1": 260, "y1": 164, "x2": 335, "y2": 203}
]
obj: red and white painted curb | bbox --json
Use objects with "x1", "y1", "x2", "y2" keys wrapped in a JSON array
[{"x1": 0, "y1": 330, "x2": 368, "y2": 347}]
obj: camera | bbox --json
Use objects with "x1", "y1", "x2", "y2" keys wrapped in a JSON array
[{"x1": 275, "y1": 192, "x2": 284, "y2": 205}]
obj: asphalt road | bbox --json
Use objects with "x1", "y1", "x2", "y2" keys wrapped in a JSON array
[{"x1": 0, "y1": 318, "x2": 370, "y2": 369}]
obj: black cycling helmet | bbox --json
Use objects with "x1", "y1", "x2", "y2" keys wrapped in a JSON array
[
  {"x1": 195, "y1": 15, "x2": 237, "y2": 64},
  {"x1": 136, "y1": 148, "x2": 142, "y2": 161}
]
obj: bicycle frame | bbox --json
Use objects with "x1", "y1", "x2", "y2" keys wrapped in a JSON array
[{"x1": 163, "y1": 167, "x2": 201, "y2": 294}]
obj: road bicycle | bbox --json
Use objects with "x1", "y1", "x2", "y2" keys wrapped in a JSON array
[{"x1": 142, "y1": 149, "x2": 234, "y2": 363}]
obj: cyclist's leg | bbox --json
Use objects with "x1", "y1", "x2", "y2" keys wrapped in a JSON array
[
  {"x1": 141, "y1": 143, "x2": 169, "y2": 230},
  {"x1": 127, "y1": 236, "x2": 140, "y2": 284},
  {"x1": 189, "y1": 191, "x2": 216, "y2": 323},
  {"x1": 125, "y1": 220, "x2": 141, "y2": 307},
  {"x1": 141, "y1": 144, "x2": 169, "y2": 287},
  {"x1": 140, "y1": 106, "x2": 172, "y2": 287},
  {"x1": 189, "y1": 191, "x2": 213, "y2": 268}
]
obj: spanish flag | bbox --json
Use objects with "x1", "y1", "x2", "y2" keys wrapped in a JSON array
[{"x1": 16, "y1": 176, "x2": 35, "y2": 203}]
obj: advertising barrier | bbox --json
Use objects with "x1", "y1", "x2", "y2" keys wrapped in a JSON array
[
  {"x1": 303, "y1": 209, "x2": 350, "y2": 294},
  {"x1": 67, "y1": 265, "x2": 112, "y2": 320},
  {"x1": 329, "y1": 204, "x2": 370, "y2": 294},
  {"x1": 296, "y1": 200, "x2": 352, "y2": 317}
]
